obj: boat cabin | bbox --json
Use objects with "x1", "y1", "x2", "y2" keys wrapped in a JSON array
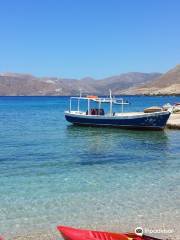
[{"x1": 87, "y1": 108, "x2": 105, "y2": 116}]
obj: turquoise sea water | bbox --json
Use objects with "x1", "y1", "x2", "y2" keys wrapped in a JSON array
[{"x1": 0, "y1": 96, "x2": 180, "y2": 239}]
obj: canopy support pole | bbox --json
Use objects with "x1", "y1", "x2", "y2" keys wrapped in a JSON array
[
  {"x1": 109, "y1": 89, "x2": 112, "y2": 116},
  {"x1": 77, "y1": 99, "x2": 80, "y2": 112},
  {"x1": 70, "y1": 98, "x2": 72, "y2": 112},
  {"x1": 99, "y1": 100, "x2": 101, "y2": 110},
  {"x1": 88, "y1": 99, "x2": 90, "y2": 115}
]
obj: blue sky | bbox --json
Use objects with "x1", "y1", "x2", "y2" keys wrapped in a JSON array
[{"x1": 0, "y1": 0, "x2": 180, "y2": 78}]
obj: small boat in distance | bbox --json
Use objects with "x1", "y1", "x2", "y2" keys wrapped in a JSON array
[{"x1": 65, "y1": 91, "x2": 172, "y2": 130}]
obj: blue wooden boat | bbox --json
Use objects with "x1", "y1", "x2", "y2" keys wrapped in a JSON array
[{"x1": 65, "y1": 92, "x2": 172, "y2": 130}]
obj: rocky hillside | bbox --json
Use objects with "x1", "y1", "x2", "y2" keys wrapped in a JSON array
[
  {"x1": 122, "y1": 65, "x2": 180, "y2": 95},
  {"x1": 0, "y1": 65, "x2": 179, "y2": 96},
  {"x1": 0, "y1": 72, "x2": 161, "y2": 96}
]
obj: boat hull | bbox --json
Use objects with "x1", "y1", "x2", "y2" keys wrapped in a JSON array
[
  {"x1": 57, "y1": 226, "x2": 163, "y2": 240},
  {"x1": 65, "y1": 111, "x2": 171, "y2": 130}
]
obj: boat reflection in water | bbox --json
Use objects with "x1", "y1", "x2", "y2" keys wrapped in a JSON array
[
  {"x1": 65, "y1": 90, "x2": 172, "y2": 130},
  {"x1": 66, "y1": 124, "x2": 169, "y2": 166}
]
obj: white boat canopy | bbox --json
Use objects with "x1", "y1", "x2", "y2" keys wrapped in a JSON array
[{"x1": 69, "y1": 90, "x2": 129, "y2": 116}]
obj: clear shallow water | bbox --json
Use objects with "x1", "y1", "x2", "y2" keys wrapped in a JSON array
[{"x1": 0, "y1": 96, "x2": 180, "y2": 239}]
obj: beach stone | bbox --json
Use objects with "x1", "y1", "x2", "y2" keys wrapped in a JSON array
[{"x1": 167, "y1": 113, "x2": 180, "y2": 129}]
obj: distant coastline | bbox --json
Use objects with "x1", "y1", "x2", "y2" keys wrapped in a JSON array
[
  {"x1": 0, "y1": 64, "x2": 180, "y2": 96},
  {"x1": 0, "y1": 94, "x2": 180, "y2": 97}
]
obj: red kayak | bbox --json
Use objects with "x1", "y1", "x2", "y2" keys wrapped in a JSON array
[{"x1": 57, "y1": 226, "x2": 163, "y2": 240}]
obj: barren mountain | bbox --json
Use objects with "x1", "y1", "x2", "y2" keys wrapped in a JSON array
[
  {"x1": 0, "y1": 72, "x2": 161, "y2": 96},
  {"x1": 96, "y1": 73, "x2": 161, "y2": 95},
  {"x1": 122, "y1": 65, "x2": 180, "y2": 95}
]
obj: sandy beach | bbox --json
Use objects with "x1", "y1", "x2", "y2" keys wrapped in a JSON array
[
  {"x1": 8, "y1": 228, "x2": 180, "y2": 240},
  {"x1": 13, "y1": 231, "x2": 59, "y2": 240}
]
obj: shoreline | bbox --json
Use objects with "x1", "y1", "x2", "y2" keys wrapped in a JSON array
[
  {"x1": 4, "y1": 220, "x2": 180, "y2": 240},
  {"x1": 0, "y1": 94, "x2": 179, "y2": 97},
  {"x1": 5, "y1": 227, "x2": 180, "y2": 240}
]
